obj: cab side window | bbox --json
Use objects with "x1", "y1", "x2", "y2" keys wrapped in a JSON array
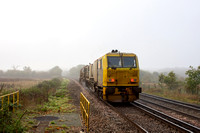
[{"x1": 98, "y1": 59, "x2": 102, "y2": 69}]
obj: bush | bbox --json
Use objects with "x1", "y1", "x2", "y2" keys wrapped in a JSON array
[
  {"x1": 20, "y1": 78, "x2": 62, "y2": 107},
  {"x1": 0, "y1": 105, "x2": 25, "y2": 132}
]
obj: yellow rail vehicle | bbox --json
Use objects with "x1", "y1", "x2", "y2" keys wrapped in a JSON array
[{"x1": 80, "y1": 50, "x2": 141, "y2": 102}]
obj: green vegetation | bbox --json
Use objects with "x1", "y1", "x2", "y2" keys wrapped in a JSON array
[
  {"x1": 34, "y1": 79, "x2": 75, "y2": 113},
  {"x1": 142, "y1": 66, "x2": 200, "y2": 105},
  {"x1": 51, "y1": 121, "x2": 55, "y2": 124},
  {"x1": 0, "y1": 78, "x2": 74, "y2": 132},
  {"x1": 140, "y1": 70, "x2": 159, "y2": 83},
  {"x1": 0, "y1": 105, "x2": 26, "y2": 132},
  {"x1": 159, "y1": 71, "x2": 178, "y2": 90},
  {"x1": 185, "y1": 66, "x2": 200, "y2": 94},
  {"x1": 20, "y1": 78, "x2": 62, "y2": 106},
  {"x1": 143, "y1": 87, "x2": 199, "y2": 104},
  {"x1": 21, "y1": 78, "x2": 75, "y2": 131}
]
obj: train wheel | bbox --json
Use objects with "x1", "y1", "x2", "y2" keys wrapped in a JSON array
[{"x1": 97, "y1": 88, "x2": 103, "y2": 100}]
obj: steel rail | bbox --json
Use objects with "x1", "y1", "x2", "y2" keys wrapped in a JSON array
[
  {"x1": 102, "y1": 100, "x2": 148, "y2": 133},
  {"x1": 133, "y1": 101, "x2": 200, "y2": 133},
  {"x1": 140, "y1": 93, "x2": 200, "y2": 111},
  {"x1": 139, "y1": 99, "x2": 200, "y2": 120},
  {"x1": 72, "y1": 79, "x2": 148, "y2": 133}
]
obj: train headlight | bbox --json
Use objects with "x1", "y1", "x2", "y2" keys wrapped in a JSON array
[
  {"x1": 131, "y1": 79, "x2": 137, "y2": 82},
  {"x1": 108, "y1": 78, "x2": 115, "y2": 82}
]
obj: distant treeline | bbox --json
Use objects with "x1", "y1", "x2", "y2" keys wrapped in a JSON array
[
  {"x1": 64, "y1": 64, "x2": 85, "y2": 79},
  {"x1": 0, "y1": 66, "x2": 62, "y2": 79}
]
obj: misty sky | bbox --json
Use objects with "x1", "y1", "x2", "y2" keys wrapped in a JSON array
[{"x1": 0, "y1": 0, "x2": 199, "y2": 71}]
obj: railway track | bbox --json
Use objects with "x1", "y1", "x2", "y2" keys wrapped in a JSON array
[
  {"x1": 73, "y1": 80, "x2": 200, "y2": 132},
  {"x1": 139, "y1": 98, "x2": 200, "y2": 121},
  {"x1": 73, "y1": 79, "x2": 147, "y2": 132},
  {"x1": 140, "y1": 93, "x2": 200, "y2": 112},
  {"x1": 132, "y1": 101, "x2": 200, "y2": 133},
  {"x1": 101, "y1": 100, "x2": 148, "y2": 133},
  {"x1": 140, "y1": 93, "x2": 200, "y2": 122}
]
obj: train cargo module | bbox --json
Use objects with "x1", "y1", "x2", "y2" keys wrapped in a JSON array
[{"x1": 79, "y1": 50, "x2": 142, "y2": 102}]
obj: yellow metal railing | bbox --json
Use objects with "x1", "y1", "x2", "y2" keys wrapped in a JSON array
[
  {"x1": 80, "y1": 92, "x2": 90, "y2": 132},
  {"x1": 0, "y1": 90, "x2": 19, "y2": 112}
]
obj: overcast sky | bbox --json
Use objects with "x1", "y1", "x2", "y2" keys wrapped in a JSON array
[{"x1": 0, "y1": 0, "x2": 199, "y2": 71}]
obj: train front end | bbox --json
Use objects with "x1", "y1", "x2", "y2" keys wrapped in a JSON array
[{"x1": 102, "y1": 52, "x2": 141, "y2": 102}]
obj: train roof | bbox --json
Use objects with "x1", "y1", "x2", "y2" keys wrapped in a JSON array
[
  {"x1": 105, "y1": 50, "x2": 136, "y2": 56},
  {"x1": 106, "y1": 52, "x2": 136, "y2": 56},
  {"x1": 95, "y1": 50, "x2": 137, "y2": 61}
]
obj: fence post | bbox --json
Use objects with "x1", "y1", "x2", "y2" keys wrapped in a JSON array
[
  {"x1": 0, "y1": 91, "x2": 19, "y2": 112},
  {"x1": 80, "y1": 93, "x2": 90, "y2": 132},
  {"x1": 13, "y1": 93, "x2": 15, "y2": 112},
  {"x1": 17, "y1": 91, "x2": 19, "y2": 109}
]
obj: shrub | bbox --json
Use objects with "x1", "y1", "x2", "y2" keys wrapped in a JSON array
[{"x1": 0, "y1": 105, "x2": 25, "y2": 132}]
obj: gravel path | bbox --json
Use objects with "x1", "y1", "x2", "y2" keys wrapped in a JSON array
[{"x1": 68, "y1": 79, "x2": 138, "y2": 133}]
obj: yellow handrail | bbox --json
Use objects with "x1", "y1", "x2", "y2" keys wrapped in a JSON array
[
  {"x1": 0, "y1": 90, "x2": 19, "y2": 112},
  {"x1": 80, "y1": 92, "x2": 90, "y2": 132}
]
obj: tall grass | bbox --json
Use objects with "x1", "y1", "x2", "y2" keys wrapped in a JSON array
[
  {"x1": 0, "y1": 79, "x2": 42, "y2": 95},
  {"x1": 20, "y1": 78, "x2": 62, "y2": 108},
  {"x1": 142, "y1": 83, "x2": 200, "y2": 105},
  {"x1": 0, "y1": 78, "x2": 69, "y2": 132}
]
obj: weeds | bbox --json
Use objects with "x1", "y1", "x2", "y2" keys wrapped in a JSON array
[
  {"x1": 143, "y1": 84, "x2": 200, "y2": 105},
  {"x1": 20, "y1": 78, "x2": 62, "y2": 107},
  {"x1": 0, "y1": 105, "x2": 26, "y2": 132},
  {"x1": 36, "y1": 79, "x2": 75, "y2": 113},
  {"x1": 1, "y1": 78, "x2": 73, "y2": 132}
]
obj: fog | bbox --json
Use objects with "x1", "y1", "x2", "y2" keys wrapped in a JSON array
[{"x1": 0, "y1": 0, "x2": 200, "y2": 71}]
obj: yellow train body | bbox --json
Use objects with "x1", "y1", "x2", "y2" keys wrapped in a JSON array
[{"x1": 80, "y1": 50, "x2": 141, "y2": 102}]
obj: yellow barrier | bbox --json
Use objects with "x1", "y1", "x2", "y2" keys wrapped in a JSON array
[
  {"x1": 0, "y1": 90, "x2": 19, "y2": 112},
  {"x1": 80, "y1": 92, "x2": 90, "y2": 132}
]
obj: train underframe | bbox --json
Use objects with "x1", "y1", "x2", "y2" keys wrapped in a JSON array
[{"x1": 81, "y1": 78, "x2": 141, "y2": 102}]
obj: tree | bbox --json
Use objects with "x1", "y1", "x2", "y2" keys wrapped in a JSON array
[
  {"x1": 140, "y1": 70, "x2": 159, "y2": 83},
  {"x1": 23, "y1": 66, "x2": 32, "y2": 78},
  {"x1": 49, "y1": 66, "x2": 62, "y2": 78},
  {"x1": 158, "y1": 73, "x2": 165, "y2": 89},
  {"x1": 158, "y1": 71, "x2": 177, "y2": 90},
  {"x1": 185, "y1": 66, "x2": 200, "y2": 94},
  {"x1": 67, "y1": 65, "x2": 85, "y2": 79}
]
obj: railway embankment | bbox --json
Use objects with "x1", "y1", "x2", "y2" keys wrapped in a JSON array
[
  {"x1": 0, "y1": 78, "x2": 83, "y2": 133},
  {"x1": 23, "y1": 78, "x2": 82, "y2": 133}
]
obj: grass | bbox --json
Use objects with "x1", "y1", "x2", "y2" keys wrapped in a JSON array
[
  {"x1": 35, "y1": 79, "x2": 75, "y2": 114},
  {"x1": 1, "y1": 78, "x2": 75, "y2": 132},
  {"x1": 0, "y1": 79, "x2": 42, "y2": 95},
  {"x1": 0, "y1": 79, "x2": 75, "y2": 131},
  {"x1": 142, "y1": 83, "x2": 200, "y2": 105},
  {"x1": 21, "y1": 78, "x2": 76, "y2": 131}
]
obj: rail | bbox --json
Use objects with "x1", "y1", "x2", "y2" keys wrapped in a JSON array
[
  {"x1": 80, "y1": 92, "x2": 90, "y2": 132},
  {"x1": 140, "y1": 93, "x2": 200, "y2": 111},
  {"x1": 103, "y1": 101, "x2": 148, "y2": 133},
  {"x1": 139, "y1": 99, "x2": 200, "y2": 120},
  {"x1": 0, "y1": 90, "x2": 19, "y2": 112},
  {"x1": 133, "y1": 101, "x2": 200, "y2": 133}
]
